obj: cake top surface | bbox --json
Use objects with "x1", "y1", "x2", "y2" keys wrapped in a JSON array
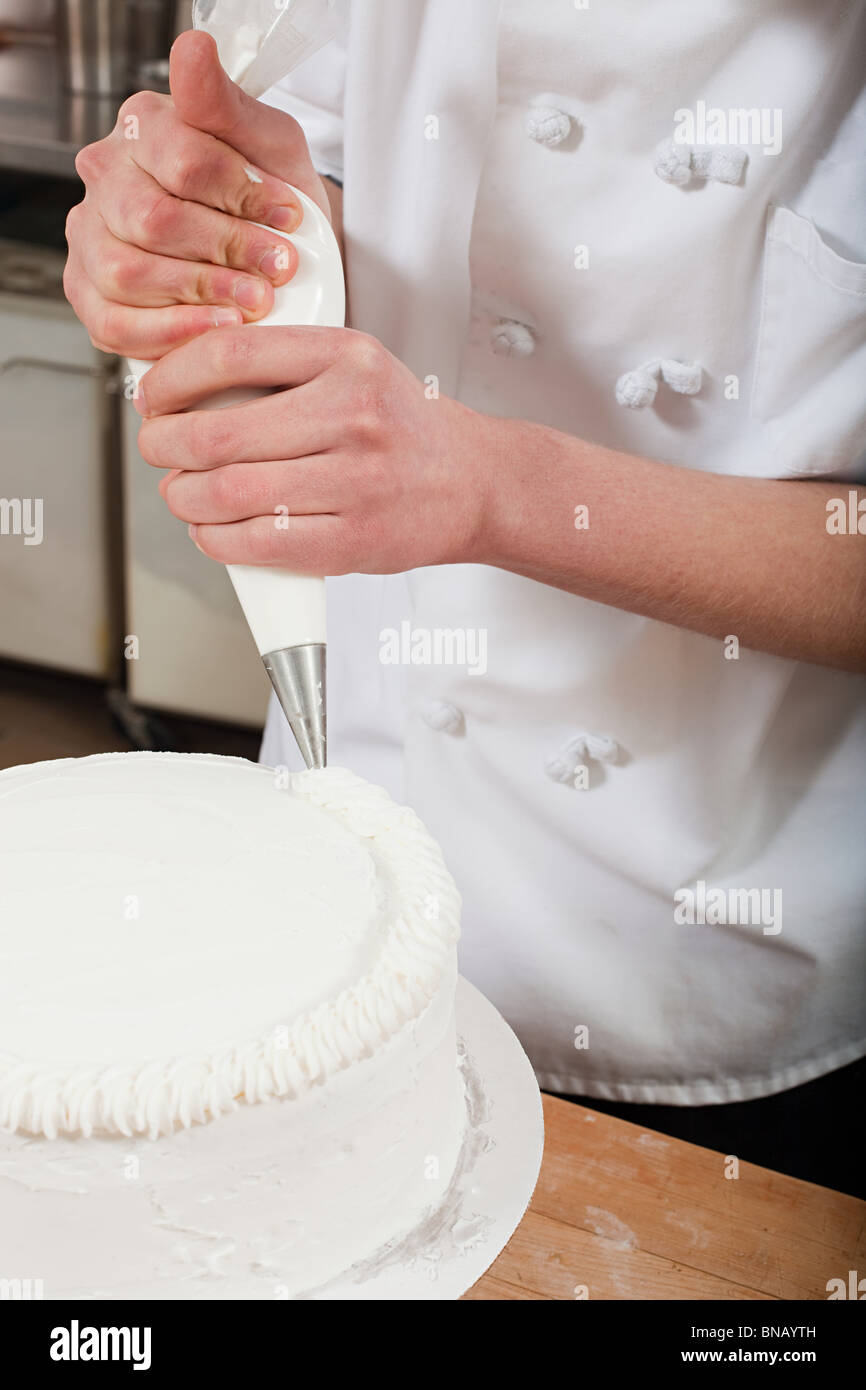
[{"x1": 0, "y1": 752, "x2": 460, "y2": 1139}]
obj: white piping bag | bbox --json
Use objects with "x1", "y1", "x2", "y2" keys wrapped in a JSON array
[{"x1": 129, "y1": 0, "x2": 345, "y2": 769}]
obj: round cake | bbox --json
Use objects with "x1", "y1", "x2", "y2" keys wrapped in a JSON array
[{"x1": 0, "y1": 752, "x2": 466, "y2": 1298}]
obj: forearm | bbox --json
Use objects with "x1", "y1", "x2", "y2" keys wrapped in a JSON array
[{"x1": 476, "y1": 415, "x2": 866, "y2": 672}]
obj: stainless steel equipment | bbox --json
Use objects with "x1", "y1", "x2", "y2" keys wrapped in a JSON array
[{"x1": 54, "y1": 0, "x2": 130, "y2": 96}]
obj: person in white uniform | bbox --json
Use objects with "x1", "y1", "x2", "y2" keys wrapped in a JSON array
[{"x1": 64, "y1": 3, "x2": 866, "y2": 1193}]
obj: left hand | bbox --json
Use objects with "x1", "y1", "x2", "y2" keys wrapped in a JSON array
[{"x1": 135, "y1": 326, "x2": 496, "y2": 574}]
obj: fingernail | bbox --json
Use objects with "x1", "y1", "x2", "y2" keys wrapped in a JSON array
[
  {"x1": 265, "y1": 204, "x2": 300, "y2": 232},
  {"x1": 259, "y1": 244, "x2": 292, "y2": 280},
  {"x1": 233, "y1": 278, "x2": 266, "y2": 311},
  {"x1": 213, "y1": 307, "x2": 243, "y2": 327}
]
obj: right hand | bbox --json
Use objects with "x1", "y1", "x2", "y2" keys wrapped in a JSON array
[{"x1": 64, "y1": 30, "x2": 333, "y2": 361}]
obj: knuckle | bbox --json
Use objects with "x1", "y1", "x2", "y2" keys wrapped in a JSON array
[
  {"x1": 61, "y1": 261, "x2": 79, "y2": 307},
  {"x1": 117, "y1": 95, "x2": 141, "y2": 124},
  {"x1": 190, "y1": 263, "x2": 226, "y2": 305},
  {"x1": 96, "y1": 304, "x2": 125, "y2": 354},
  {"x1": 221, "y1": 218, "x2": 256, "y2": 268},
  {"x1": 74, "y1": 140, "x2": 106, "y2": 182},
  {"x1": 195, "y1": 470, "x2": 222, "y2": 516},
  {"x1": 118, "y1": 90, "x2": 164, "y2": 124},
  {"x1": 87, "y1": 326, "x2": 114, "y2": 354},
  {"x1": 167, "y1": 146, "x2": 203, "y2": 200},
  {"x1": 182, "y1": 416, "x2": 210, "y2": 468},
  {"x1": 186, "y1": 262, "x2": 211, "y2": 304},
  {"x1": 64, "y1": 203, "x2": 83, "y2": 244},
  {"x1": 197, "y1": 150, "x2": 235, "y2": 204},
  {"x1": 221, "y1": 464, "x2": 258, "y2": 513},
  {"x1": 194, "y1": 416, "x2": 238, "y2": 469},
  {"x1": 347, "y1": 331, "x2": 387, "y2": 375},
  {"x1": 350, "y1": 405, "x2": 382, "y2": 445},
  {"x1": 281, "y1": 112, "x2": 305, "y2": 145},
  {"x1": 138, "y1": 189, "x2": 177, "y2": 243},
  {"x1": 280, "y1": 116, "x2": 317, "y2": 171},
  {"x1": 207, "y1": 327, "x2": 256, "y2": 377},
  {"x1": 208, "y1": 465, "x2": 241, "y2": 511},
  {"x1": 163, "y1": 479, "x2": 187, "y2": 519},
  {"x1": 101, "y1": 246, "x2": 137, "y2": 297},
  {"x1": 189, "y1": 264, "x2": 210, "y2": 304}
]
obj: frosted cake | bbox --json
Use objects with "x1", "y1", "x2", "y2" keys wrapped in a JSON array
[{"x1": 0, "y1": 753, "x2": 466, "y2": 1298}]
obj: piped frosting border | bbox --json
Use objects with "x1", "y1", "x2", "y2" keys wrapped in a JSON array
[{"x1": 0, "y1": 755, "x2": 461, "y2": 1141}]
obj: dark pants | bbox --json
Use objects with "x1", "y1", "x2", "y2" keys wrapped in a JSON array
[{"x1": 554, "y1": 1056, "x2": 866, "y2": 1198}]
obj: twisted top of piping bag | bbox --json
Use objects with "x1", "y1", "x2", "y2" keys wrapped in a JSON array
[{"x1": 193, "y1": 0, "x2": 341, "y2": 98}]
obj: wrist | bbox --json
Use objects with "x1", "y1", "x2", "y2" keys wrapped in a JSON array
[
  {"x1": 466, "y1": 414, "x2": 574, "y2": 570},
  {"x1": 443, "y1": 402, "x2": 506, "y2": 567}
]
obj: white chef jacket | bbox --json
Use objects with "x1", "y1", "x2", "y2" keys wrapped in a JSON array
[{"x1": 260, "y1": 0, "x2": 866, "y2": 1104}]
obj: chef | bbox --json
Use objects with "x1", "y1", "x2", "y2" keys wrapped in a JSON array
[{"x1": 64, "y1": 2, "x2": 866, "y2": 1193}]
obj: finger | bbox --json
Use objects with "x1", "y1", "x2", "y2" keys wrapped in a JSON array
[
  {"x1": 190, "y1": 513, "x2": 351, "y2": 572},
  {"x1": 162, "y1": 458, "x2": 341, "y2": 523},
  {"x1": 95, "y1": 158, "x2": 298, "y2": 284},
  {"x1": 136, "y1": 325, "x2": 345, "y2": 416},
  {"x1": 138, "y1": 382, "x2": 335, "y2": 472},
  {"x1": 76, "y1": 208, "x2": 276, "y2": 318},
  {"x1": 68, "y1": 271, "x2": 242, "y2": 358},
  {"x1": 169, "y1": 32, "x2": 331, "y2": 218},
  {"x1": 118, "y1": 90, "x2": 302, "y2": 229},
  {"x1": 158, "y1": 468, "x2": 183, "y2": 497}
]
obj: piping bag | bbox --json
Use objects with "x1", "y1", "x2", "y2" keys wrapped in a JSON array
[{"x1": 128, "y1": 0, "x2": 344, "y2": 769}]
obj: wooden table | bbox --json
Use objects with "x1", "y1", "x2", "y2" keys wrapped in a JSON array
[{"x1": 464, "y1": 1095, "x2": 866, "y2": 1300}]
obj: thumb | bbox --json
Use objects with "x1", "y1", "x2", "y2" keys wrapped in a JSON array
[{"x1": 169, "y1": 31, "x2": 330, "y2": 216}]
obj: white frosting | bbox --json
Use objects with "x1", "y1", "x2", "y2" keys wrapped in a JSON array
[
  {"x1": 0, "y1": 754, "x2": 461, "y2": 1140},
  {"x1": 0, "y1": 977, "x2": 466, "y2": 1299},
  {"x1": 0, "y1": 752, "x2": 466, "y2": 1296}
]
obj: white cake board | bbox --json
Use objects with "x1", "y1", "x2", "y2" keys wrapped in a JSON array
[{"x1": 308, "y1": 976, "x2": 544, "y2": 1301}]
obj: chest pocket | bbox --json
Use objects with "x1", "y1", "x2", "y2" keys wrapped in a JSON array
[{"x1": 752, "y1": 205, "x2": 866, "y2": 479}]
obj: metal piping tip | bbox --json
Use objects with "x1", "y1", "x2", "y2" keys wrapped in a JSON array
[{"x1": 262, "y1": 643, "x2": 326, "y2": 770}]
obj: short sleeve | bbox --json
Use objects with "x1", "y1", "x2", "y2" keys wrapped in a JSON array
[{"x1": 260, "y1": 28, "x2": 347, "y2": 185}]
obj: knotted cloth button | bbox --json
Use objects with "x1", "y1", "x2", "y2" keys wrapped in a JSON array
[
  {"x1": 545, "y1": 732, "x2": 620, "y2": 786},
  {"x1": 660, "y1": 358, "x2": 702, "y2": 395},
  {"x1": 491, "y1": 319, "x2": 536, "y2": 357},
  {"x1": 525, "y1": 92, "x2": 580, "y2": 147},
  {"x1": 616, "y1": 358, "x2": 702, "y2": 408},
  {"x1": 580, "y1": 733, "x2": 619, "y2": 763},
  {"x1": 421, "y1": 700, "x2": 465, "y2": 735},
  {"x1": 615, "y1": 367, "x2": 658, "y2": 409},
  {"x1": 654, "y1": 137, "x2": 748, "y2": 187},
  {"x1": 653, "y1": 137, "x2": 692, "y2": 186},
  {"x1": 545, "y1": 752, "x2": 580, "y2": 785},
  {"x1": 525, "y1": 104, "x2": 572, "y2": 146}
]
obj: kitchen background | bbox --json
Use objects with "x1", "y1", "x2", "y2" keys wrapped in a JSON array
[{"x1": 0, "y1": 0, "x2": 265, "y2": 772}]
